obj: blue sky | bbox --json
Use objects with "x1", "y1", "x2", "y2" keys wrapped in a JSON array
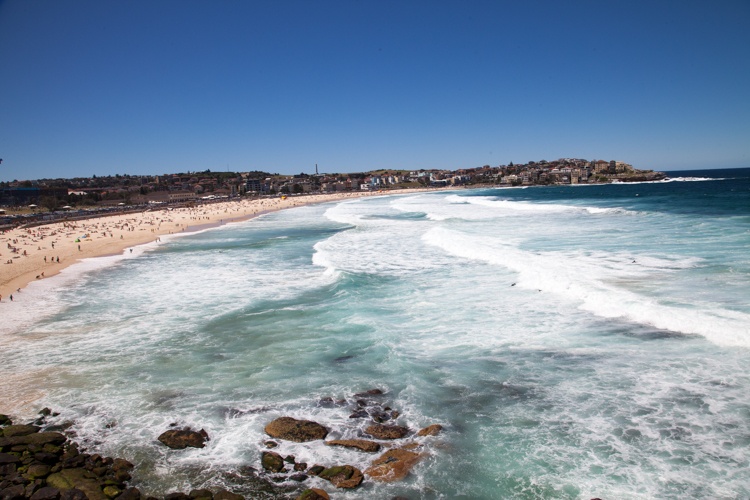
[{"x1": 1, "y1": 0, "x2": 748, "y2": 180}]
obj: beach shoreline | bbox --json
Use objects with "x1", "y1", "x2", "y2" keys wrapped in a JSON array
[{"x1": 0, "y1": 188, "x2": 449, "y2": 299}]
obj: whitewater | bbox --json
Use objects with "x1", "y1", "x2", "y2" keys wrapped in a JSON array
[{"x1": 1, "y1": 168, "x2": 749, "y2": 499}]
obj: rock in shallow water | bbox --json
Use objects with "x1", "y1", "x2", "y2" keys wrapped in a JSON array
[
  {"x1": 417, "y1": 424, "x2": 442, "y2": 436},
  {"x1": 157, "y1": 430, "x2": 207, "y2": 449},
  {"x1": 264, "y1": 418, "x2": 327, "y2": 442},
  {"x1": 260, "y1": 452, "x2": 284, "y2": 473},
  {"x1": 364, "y1": 424, "x2": 409, "y2": 440},
  {"x1": 324, "y1": 439, "x2": 380, "y2": 452},
  {"x1": 317, "y1": 465, "x2": 363, "y2": 489},
  {"x1": 365, "y1": 448, "x2": 424, "y2": 482},
  {"x1": 296, "y1": 489, "x2": 328, "y2": 500}
]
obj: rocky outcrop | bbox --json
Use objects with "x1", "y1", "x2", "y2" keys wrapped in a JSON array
[
  {"x1": 324, "y1": 440, "x2": 380, "y2": 453},
  {"x1": 417, "y1": 424, "x2": 442, "y2": 436},
  {"x1": 157, "y1": 429, "x2": 208, "y2": 449},
  {"x1": 364, "y1": 449, "x2": 424, "y2": 482},
  {"x1": 364, "y1": 424, "x2": 409, "y2": 440},
  {"x1": 317, "y1": 466, "x2": 363, "y2": 489},
  {"x1": 2, "y1": 426, "x2": 41, "y2": 438},
  {"x1": 264, "y1": 418, "x2": 327, "y2": 442}
]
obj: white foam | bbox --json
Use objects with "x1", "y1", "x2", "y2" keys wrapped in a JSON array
[{"x1": 422, "y1": 227, "x2": 750, "y2": 347}]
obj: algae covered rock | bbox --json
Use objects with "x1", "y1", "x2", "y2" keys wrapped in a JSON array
[
  {"x1": 364, "y1": 424, "x2": 409, "y2": 440},
  {"x1": 3, "y1": 425, "x2": 41, "y2": 438},
  {"x1": 260, "y1": 452, "x2": 284, "y2": 473},
  {"x1": 297, "y1": 489, "x2": 329, "y2": 500},
  {"x1": 264, "y1": 417, "x2": 328, "y2": 442},
  {"x1": 318, "y1": 465, "x2": 363, "y2": 488}
]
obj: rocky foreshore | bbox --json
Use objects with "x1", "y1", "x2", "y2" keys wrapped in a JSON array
[{"x1": 1, "y1": 390, "x2": 446, "y2": 500}]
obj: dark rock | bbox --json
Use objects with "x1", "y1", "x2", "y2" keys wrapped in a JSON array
[
  {"x1": 283, "y1": 455, "x2": 295, "y2": 464},
  {"x1": 237, "y1": 466, "x2": 257, "y2": 476},
  {"x1": 348, "y1": 410, "x2": 368, "y2": 419},
  {"x1": 293, "y1": 463, "x2": 307, "y2": 472},
  {"x1": 297, "y1": 490, "x2": 328, "y2": 500},
  {"x1": 368, "y1": 409, "x2": 392, "y2": 423},
  {"x1": 30, "y1": 487, "x2": 60, "y2": 500},
  {"x1": 91, "y1": 468, "x2": 106, "y2": 478},
  {"x1": 24, "y1": 464, "x2": 51, "y2": 480},
  {"x1": 325, "y1": 439, "x2": 380, "y2": 452},
  {"x1": 41, "y1": 423, "x2": 72, "y2": 434},
  {"x1": 364, "y1": 424, "x2": 409, "y2": 440},
  {"x1": 188, "y1": 489, "x2": 212, "y2": 499},
  {"x1": 264, "y1": 418, "x2": 327, "y2": 442},
  {"x1": 289, "y1": 474, "x2": 307, "y2": 482},
  {"x1": 212, "y1": 490, "x2": 243, "y2": 500},
  {"x1": 110, "y1": 460, "x2": 132, "y2": 473},
  {"x1": 59, "y1": 490, "x2": 87, "y2": 500},
  {"x1": 157, "y1": 430, "x2": 206, "y2": 450},
  {"x1": 307, "y1": 466, "x2": 325, "y2": 476},
  {"x1": 0, "y1": 465, "x2": 16, "y2": 475},
  {"x1": 112, "y1": 488, "x2": 140, "y2": 500},
  {"x1": 0, "y1": 433, "x2": 66, "y2": 449},
  {"x1": 113, "y1": 471, "x2": 130, "y2": 483},
  {"x1": 353, "y1": 389, "x2": 383, "y2": 397},
  {"x1": 62, "y1": 457, "x2": 86, "y2": 469},
  {"x1": 43, "y1": 445, "x2": 63, "y2": 456},
  {"x1": 0, "y1": 484, "x2": 25, "y2": 500},
  {"x1": 391, "y1": 497, "x2": 412, "y2": 500},
  {"x1": 25, "y1": 483, "x2": 39, "y2": 498},
  {"x1": 38, "y1": 409, "x2": 52, "y2": 417},
  {"x1": 0, "y1": 416, "x2": 12, "y2": 427},
  {"x1": 316, "y1": 398, "x2": 335, "y2": 408},
  {"x1": 317, "y1": 465, "x2": 363, "y2": 489},
  {"x1": 0, "y1": 454, "x2": 20, "y2": 464},
  {"x1": 263, "y1": 441, "x2": 278, "y2": 449},
  {"x1": 2, "y1": 426, "x2": 40, "y2": 438},
  {"x1": 260, "y1": 452, "x2": 284, "y2": 473},
  {"x1": 35, "y1": 453, "x2": 59, "y2": 465},
  {"x1": 164, "y1": 493, "x2": 190, "y2": 500}
]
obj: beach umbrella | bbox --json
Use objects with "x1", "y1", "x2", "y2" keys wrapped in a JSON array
[
  {"x1": 62, "y1": 206, "x2": 72, "y2": 209},
  {"x1": 118, "y1": 202, "x2": 125, "y2": 205},
  {"x1": 29, "y1": 204, "x2": 38, "y2": 207}
]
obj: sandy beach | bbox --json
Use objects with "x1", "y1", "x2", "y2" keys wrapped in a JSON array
[{"x1": 0, "y1": 189, "x2": 441, "y2": 300}]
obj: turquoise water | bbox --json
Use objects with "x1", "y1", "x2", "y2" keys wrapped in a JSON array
[{"x1": 2, "y1": 168, "x2": 750, "y2": 499}]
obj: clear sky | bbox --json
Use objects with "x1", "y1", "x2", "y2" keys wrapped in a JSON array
[{"x1": 1, "y1": 0, "x2": 748, "y2": 181}]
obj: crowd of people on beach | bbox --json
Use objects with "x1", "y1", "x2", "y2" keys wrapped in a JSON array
[{"x1": 0, "y1": 189, "x2": 424, "y2": 301}]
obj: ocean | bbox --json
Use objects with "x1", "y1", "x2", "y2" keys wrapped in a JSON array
[{"x1": 2, "y1": 167, "x2": 749, "y2": 499}]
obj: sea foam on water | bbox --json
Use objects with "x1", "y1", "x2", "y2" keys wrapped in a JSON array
[{"x1": 2, "y1": 171, "x2": 749, "y2": 499}]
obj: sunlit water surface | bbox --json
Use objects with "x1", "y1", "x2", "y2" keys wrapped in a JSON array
[{"x1": 2, "y1": 168, "x2": 749, "y2": 499}]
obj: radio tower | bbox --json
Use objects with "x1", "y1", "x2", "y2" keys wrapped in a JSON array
[{"x1": 315, "y1": 164, "x2": 318, "y2": 175}]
